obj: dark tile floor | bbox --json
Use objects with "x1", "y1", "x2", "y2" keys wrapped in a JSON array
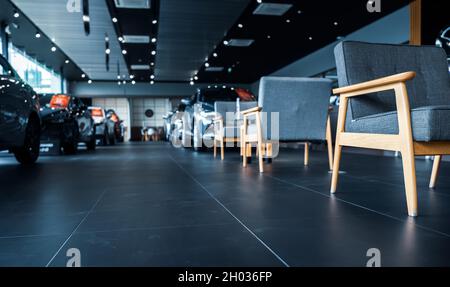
[{"x1": 0, "y1": 142, "x2": 449, "y2": 267}]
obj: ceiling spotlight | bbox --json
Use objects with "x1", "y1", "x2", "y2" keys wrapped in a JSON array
[
  {"x1": 213, "y1": 53, "x2": 218, "y2": 57},
  {"x1": 150, "y1": 62, "x2": 155, "y2": 66},
  {"x1": 122, "y1": 49, "x2": 127, "y2": 55},
  {"x1": 223, "y1": 40, "x2": 229, "y2": 45},
  {"x1": 112, "y1": 17, "x2": 118, "y2": 23},
  {"x1": 205, "y1": 62, "x2": 210, "y2": 68},
  {"x1": 334, "y1": 21, "x2": 339, "y2": 26},
  {"x1": 150, "y1": 80, "x2": 155, "y2": 85},
  {"x1": 130, "y1": 75, "x2": 134, "y2": 79},
  {"x1": 151, "y1": 50, "x2": 156, "y2": 55},
  {"x1": 13, "y1": 11, "x2": 19, "y2": 18},
  {"x1": 151, "y1": 37, "x2": 157, "y2": 43},
  {"x1": 105, "y1": 48, "x2": 111, "y2": 55},
  {"x1": 65, "y1": 60, "x2": 70, "y2": 64},
  {"x1": 117, "y1": 75, "x2": 121, "y2": 79},
  {"x1": 267, "y1": 35, "x2": 271, "y2": 39},
  {"x1": 257, "y1": 0, "x2": 262, "y2": 3},
  {"x1": 152, "y1": 19, "x2": 158, "y2": 24},
  {"x1": 118, "y1": 81, "x2": 121, "y2": 85},
  {"x1": 131, "y1": 80, "x2": 136, "y2": 85},
  {"x1": 297, "y1": 10, "x2": 302, "y2": 14},
  {"x1": 150, "y1": 75, "x2": 155, "y2": 79},
  {"x1": 308, "y1": 36, "x2": 313, "y2": 40},
  {"x1": 83, "y1": 15, "x2": 90, "y2": 22},
  {"x1": 286, "y1": 19, "x2": 291, "y2": 23},
  {"x1": 51, "y1": 46, "x2": 57, "y2": 52},
  {"x1": 190, "y1": 81, "x2": 194, "y2": 86},
  {"x1": 81, "y1": 74, "x2": 86, "y2": 78},
  {"x1": 51, "y1": 37, "x2": 56, "y2": 42},
  {"x1": 118, "y1": 36, "x2": 124, "y2": 42},
  {"x1": 238, "y1": 23, "x2": 243, "y2": 28},
  {"x1": 122, "y1": 80, "x2": 126, "y2": 84},
  {"x1": 194, "y1": 76, "x2": 198, "y2": 80},
  {"x1": 88, "y1": 80, "x2": 92, "y2": 84},
  {"x1": 35, "y1": 32, "x2": 41, "y2": 38}
]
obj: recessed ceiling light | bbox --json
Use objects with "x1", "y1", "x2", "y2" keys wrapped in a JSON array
[
  {"x1": 118, "y1": 36, "x2": 124, "y2": 42},
  {"x1": 222, "y1": 85, "x2": 226, "y2": 89},
  {"x1": 194, "y1": 76, "x2": 198, "y2": 80},
  {"x1": 286, "y1": 19, "x2": 291, "y2": 23},
  {"x1": 150, "y1": 75, "x2": 155, "y2": 79},
  {"x1": 122, "y1": 80, "x2": 126, "y2": 84},
  {"x1": 65, "y1": 60, "x2": 70, "y2": 64},
  {"x1": 130, "y1": 75, "x2": 134, "y2": 79},
  {"x1": 238, "y1": 23, "x2": 243, "y2": 28},
  {"x1": 205, "y1": 62, "x2": 210, "y2": 68},
  {"x1": 152, "y1": 19, "x2": 158, "y2": 24},
  {"x1": 112, "y1": 17, "x2": 118, "y2": 23},
  {"x1": 83, "y1": 15, "x2": 90, "y2": 22},
  {"x1": 13, "y1": 11, "x2": 19, "y2": 18},
  {"x1": 35, "y1": 32, "x2": 41, "y2": 38},
  {"x1": 88, "y1": 80, "x2": 92, "y2": 84},
  {"x1": 213, "y1": 53, "x2": 218, "y2": 57},
  {"x1": 81, "y1": 74, "x2": 86, "y2": 78},
  {"x1": 51, "y1": 37, "x2": 56, "y2": 42},
  {"x1": 117, "y1": 75, "x2": 121, "y2": 79},
  {"x1": 118, "y1": 81, "x2": 121, "y2": 85},
  {"x1": 132, "y1": 80, "x2": 136, "y2": 85},
  {"x1": 122, "y1": 49, "x2": 127, "y2": 55},
  {"x1": 267, "y1": 35, "x2": 271, "y2": 39},
  {"x1": 334, "y1": 21, "x2": 338, "y2": 26},
  {"x1": 150, "y1": 62, "x2": 155, "y2": 66},
  {"x1": 223, "y1": 40, "x2": 229, "y2": 45},
  {"x1": 190, "y1": 81, "x2": 194, "y2": 86},
  {"x1": 151, "y1": 50, "x2": 156, "y2": 55},
  {"x1": 105, "y1": 48, "x2": 111, "y2": 54},
  {"x1": 257, "y1": 0, "x2": 262, "y2": 3},
  {"x1": 51, "y1": 46, "x2": 57, "y2": 52},
  {"x1": 297, "y1": 10, "x2": 302, "y2": 14},
  {"x1": 308, "y1": 36, "x2": 313, "y2": 40},
  {"x1": 150, "y1": 80, "x2": 154, "y2": 85},
  {"x1": 151, "y1": 37, "x2": 157, "y2": 43}
]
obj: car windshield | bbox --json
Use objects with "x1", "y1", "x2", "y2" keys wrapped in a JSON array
[{"x1": 198, "y1": 88, "x2": 255, "y2": 104}]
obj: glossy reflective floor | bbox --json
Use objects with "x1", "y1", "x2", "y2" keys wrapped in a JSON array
[{"x1": 0, "y1": 142, "x2": 450, "y2": 267}]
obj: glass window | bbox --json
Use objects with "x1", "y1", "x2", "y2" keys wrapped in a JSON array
[{"x1": 8, "y1": 44, "x2": 62, "y2": 94}]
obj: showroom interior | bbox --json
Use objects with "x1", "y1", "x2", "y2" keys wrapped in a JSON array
[{"x1": 0, "y1": 0, "x2": 449, "y2": 267}]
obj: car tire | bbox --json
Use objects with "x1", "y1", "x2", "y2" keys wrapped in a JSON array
[
  {"x1": 103, "y1": 131, "x2": 110, "y2": 146},
  {"x1": 109, "y1": 132, "x2": 116, "y2": 146},
  {"x1": 13, "y1": 115, "x2": 40, "y2": 164}
]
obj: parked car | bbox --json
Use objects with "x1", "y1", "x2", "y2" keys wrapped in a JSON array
[
  {"x1": 39, "y1": 94, "x2": 96, "y2": 153},
  {"x1": 106, "y1": 109, "x2": 124, "y2": 142},
  {"x1": 182, "y1": 87, "x2": 256, "y2": 150},
  {"x1": 162, "y1": 112, "x2": 174, "y2": 141},
  {"x1": 436, "y1": 26, "x2": 450, "y2": 56},
  {"x1": 0, "y1": 54, "x2": 41, "y2": 164},
  {"x1": 88, "y1": 107, "x2": 115, "y2": 145}
]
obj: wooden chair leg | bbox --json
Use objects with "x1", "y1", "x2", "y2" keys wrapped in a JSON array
[
  {"x1": 429, "y1": 155, "x2": 442, "y2": 189},
  {"x1": 326, "y1": 115, "x2": 334, "y2": 170},
  {"x1": 220, "y1": 138, "x2": 225, "y2": 161},
  {"x1": 330, "y1": 144, "x2": 342, "y2": 193},
  {"x1": 243, "y1": 143, "x2": 248, "y2": 167},
  {"x1": 401, "y1": 150, "x2": 418, "y2": 217},
  {"x1": 258, "y1": 142, "x2": 264, "y2": 173},
  {"x1": 304, "y1": 143, "x2": 309, "y2": 166}
]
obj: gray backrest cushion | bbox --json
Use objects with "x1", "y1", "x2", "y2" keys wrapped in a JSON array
[
  {"x1": 258, "y1": 77, "x2": 332, "y2": 141},
  {"x1": 335, "y1": 41, "x2": 450, "y2": 119},
  {"x1": 215, "y1": 101, "x2": 257, "y2": 126}
]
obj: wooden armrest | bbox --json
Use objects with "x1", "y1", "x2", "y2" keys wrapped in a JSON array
[
  {"x1": 332, "y1": 72, "x2": 416, "y2": 95},
  {"x1": 241, "y1": 106, "x2": 262, "y2": 115}
]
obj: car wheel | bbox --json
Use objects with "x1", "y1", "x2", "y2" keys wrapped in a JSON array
[
  {"x1": 103, "y1": 131, "x2": 110, "y2": 146},
  {"x1": 109, "y1": 131, "x2": 116, "y2": 146},
  {"x1": 13, "y1": 115, "x2": 40, "y2": 164},
  {"x1": 62, "y1": 121, "x2": 79, "y2": 155}
]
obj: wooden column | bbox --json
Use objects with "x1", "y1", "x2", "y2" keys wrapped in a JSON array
[{"x1": 409, "y1": 0, "x2": 422, "y2": 45}]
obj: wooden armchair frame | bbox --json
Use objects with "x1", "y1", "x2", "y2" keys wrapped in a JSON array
[
  {"x1": 240, "y1": 107, "x2": 334, "y2": 173},
  {"x1": 213, "y1": 116, "x2": 241, "y2": 160},
  {"x1": 331, "y1": 71, "x2": 450, "y2": 217}
]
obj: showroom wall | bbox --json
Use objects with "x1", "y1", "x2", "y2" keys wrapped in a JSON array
[{"x1": 92, "y1": 98, "x2": 131, "y2": 141}]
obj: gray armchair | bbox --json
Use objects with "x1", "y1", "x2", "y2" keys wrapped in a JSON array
[
  {"x1": 213, "y1": 101, "x2": 257, "y2": 160},
  {"x1": 241, "y1": 77, "x2": 333, "y2": 172},
  {"x1": 331, "y1": 41, "x2": 450, "y2": 217}
]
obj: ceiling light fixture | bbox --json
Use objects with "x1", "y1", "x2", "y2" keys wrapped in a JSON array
[
  {"x1": 213, "y1": 53, "x2": 218, "y2": 57},
  {"x1": 130, "y1": 75, "x2": 134, "y2": 79},
  {"x1": 118, "y1": 36, "x2": 124, "y2": 42},
  {"x1": 334, "y1": 21, "x2": 338, "y2": 26},
  {"x1": 150, "y1": 62, "x2": 155, "y2": 66},
  {"x1": 194, "y1": 76, "x2": 198, "y2": 80},
  {"x1": 81, "y1": 74, "x2": 86, "y2": 78},
  {"x1": 190, "y1": 81, "x2": 194, "y2": 86},
  {"x1": 151, "y1": 50, "x2": 156, "y2": 55},
  {"x1": 122, "y1": 49, "x2": 127, "y2": 55},
  {"x1": 65, "y1": 60, "x2": 70, "y2": 64},
  {"x1": 13, "y1": 11, "x2": 20, "y2": 18},
  {"x1": 150, "y1": 75, "x2": 155, "y2": 79},
  {"x1": 35, "y1": 32, "x2": 41, "y2": 38},
  {"x1": 223, "y1": 40, "x2": 229, "y2": 45},
  {"x1": 112, "y1": 17, "x2": 118, "y2": 23},
  {"x1": 105, "y1": 48, "x2": 111, "y2": 54},
  {"x1": 205, "y1": 62, "x2": 210, "y2": 68},
  {"x1": 308, "y1": 36, "x2": 313, "y2": 40},
  {"x1": 150, "y1": 80, "x2": 154, "y2": 85},
  {"x1": 132, "y1": 80, "x2": 136, "y2": 85},
  {"x1": 51, "y1": 46, "x2": 57, "y2": 52},
  {"x1": 151, "y1": 37, "x2": 157, "y2": 43},
  {"x1": 238, "y1": 23, "x2": 243, "y2": 28},
  {"x1": 286, "y1": 19, "x2": 291, "y2": 23},
  {"x1": 88, "y1": 80, "x2": 92, "y2": 84},
  {"x1": 152, "y1": 19, "x2": 158, "y2": 24}
]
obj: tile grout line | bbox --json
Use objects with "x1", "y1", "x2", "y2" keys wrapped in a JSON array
[
  {"x1": 265, "y1": 174, "x2": 450, "y2": 239},
  {"x1": 168, "y1": 155, "x2": 290, "y2": 267},
  {"x1": 45, "y1": 189, "x2": 108, "y2": 267}
]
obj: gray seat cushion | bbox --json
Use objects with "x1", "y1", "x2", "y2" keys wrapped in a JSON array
[{"x1": 347, "y1": 105, "x2": 450, "y2": 142}]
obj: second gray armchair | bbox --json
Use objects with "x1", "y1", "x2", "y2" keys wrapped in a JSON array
[{"x1": 241, "y1": 77, "x2": 334, "y2": 173}]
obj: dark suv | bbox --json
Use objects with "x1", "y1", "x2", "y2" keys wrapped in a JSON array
[{"x1": 0, "y1": 54, "x2": 41, "y2": 164}]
